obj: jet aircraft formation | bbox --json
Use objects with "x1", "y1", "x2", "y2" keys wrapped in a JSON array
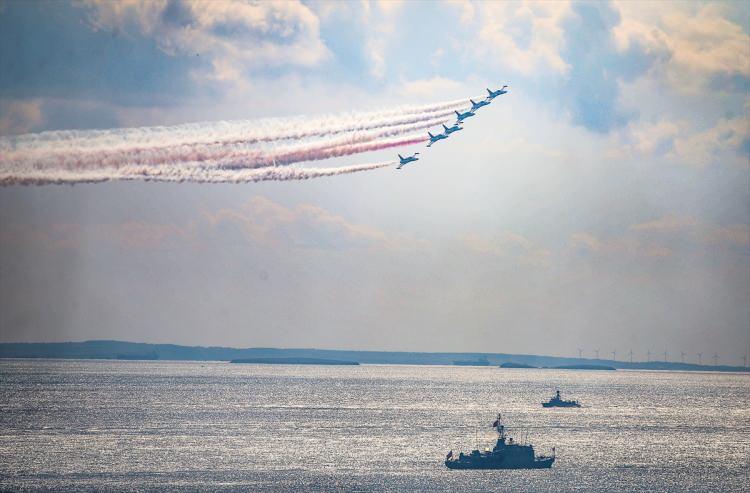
[{"x1": 396, "y1": 85, "x2": 508, "y2": 170}]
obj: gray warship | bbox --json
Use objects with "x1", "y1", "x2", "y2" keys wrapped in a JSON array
[
  {"x1": 542, "y1": 389, "x2": 581, "y2": 408},
  {"x1": 444, "y1": 414, "x2": 555, "y2": 469}
]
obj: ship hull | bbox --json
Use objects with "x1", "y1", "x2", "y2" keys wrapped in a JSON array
[{"x1": 445, "y1": 456, "x2": 554, "y2": 470}]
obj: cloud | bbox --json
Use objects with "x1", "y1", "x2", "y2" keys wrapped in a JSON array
[
  {"x1": 358, "y1": 0, "x2": 405, "y2": 81},
  {"x1": 464, "y1": 1, "x2": 746, "y2": 135},
  {"x1": 700, "y1": 224, "x2": 750, "y2": 250},
  {"x1": 0, "y1": 223, "x2": 49, "y2": 249},
  {"x1": 444, "y1": 0, "x2": 475, "y2": 25},
  {"x1": 569, "y1": 232, "x2": 604, "y2": 254},
  {"x1": 374, "y1": 0, "x2": 404, "y2": 17},
  {"x1": 205, "y1": 196, "x2": 426, "y2": 252},
  {"x1": 617, "y1": 114, "x2": 749, "y2": 167},
  {"x1": 558, "y1": 1, "x2": 664, "y2": 133},
  {"x1": 81, "y1": 0, "x2": 330, "y2": 84},
  {"x1": 624, "y1": 119, "x2": 683, "y2": 156},
  {"x1": 366, "y1": 39, "x2": 387, "y2": 81},
  {"x1": 571, "y1": 215, "x2": 750, "y2": 260},
  {"x1": 464, "y1": 231, "x2": 552, "y2": 267},
  {"x1": 111, "y1": 221, "x2": 191, "y2": 249},
  {"x1": 671, "y1": 115, "x2": 749, "y2": 167},
  {"x1": 630, "y1": 215, "x2": 750, "y2": 251},
  {"x1": 313, "y1": 0, "x2": 405, "y2": 82},
  {"x1": 1, "y1": 195, "x2": 427, "y2": 254},
  {"x1": 396, "y1": 77, "x2": 464, "y2": 99},
  {"x1": 476, "y1": 1, "x2": 571, "y2": 76},
  {"x1": 0, "y1": 221, "x2": 190, "y2": 252},
  {"x1": 613, "y1": 2, "x2": 750, "y2": 92},
  {"x1": 470, "y1": 1, "x2": 666, "y2": 133},
  {"x1": 0, "y1": 99, "x2": 44, "y2": 136},
  {"x1": 570, "y1": 230, "x2": 674, "y2": 259},
  {"x1": 629, "y1": 215, "x2": 698, "y2": 233}
]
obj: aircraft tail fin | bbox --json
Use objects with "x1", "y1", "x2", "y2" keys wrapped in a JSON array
[
  {"x1": 443, "y1": 124, "x2": 448, "y2": 131},
  {"x1": 470, "y1": 99, "x2": 476, "y2": 104},
  {"x1": 398, "y1": 153, "x2": 404, "y2": 160},
  {"x1": 428, "y1": 131, "x2": 434, "y2": 138},
  {"x1": 487, "y1": 88, "x2": 492, "y2": 95}
]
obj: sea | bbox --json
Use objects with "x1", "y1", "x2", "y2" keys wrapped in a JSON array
[{"x1": 0, "y1": 359, "x2": 748, "y2": 492}]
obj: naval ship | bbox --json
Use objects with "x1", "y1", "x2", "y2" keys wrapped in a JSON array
[
  {"x1": 542, "y1": 389, "x2": 581, "y2": 408},
  {"x1": 444, "y1": 414, "x2": 555, "y2": 469}
]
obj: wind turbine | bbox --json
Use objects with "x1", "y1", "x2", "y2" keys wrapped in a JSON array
[
  {"x1": 712, "y1": 353, "x2": 719, "y2": 366},
  {"x1": 628, "y1": 350, "x2": 634, "y2": 363},
  {"x1": 680, "y1": 352, "x2": 686, "y2": 363},
  {"x1": 663, "y1": 350, "x2": 668, "y2": 363},
  {"x1": 577, "y1": 348, "x2": 583, "y2": 359},
  {"x1": 611, "y1": 349, "x2": 616, "y2": 361},
  {"x1": 697, "y1": 352, "x2": 702, "y2": 365},
  {"x1": 647, "y1": 350, "x2": 651, "y2": 362},
  {"x1": 595, "y1": 349, "x2": 600, "y2": 360}
]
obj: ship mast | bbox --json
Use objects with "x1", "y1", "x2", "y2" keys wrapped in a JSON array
[{"x1": 493, "y1": 413, "x2": 506, "y2": 441}]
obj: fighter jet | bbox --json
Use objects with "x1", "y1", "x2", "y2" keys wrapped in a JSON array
[
  {"x1": 470, "y1": 98, "x2": 490, "y2": 111},
  {"x1": 442, "y1": 123, "x2": 463, "y2": 135},
  {"x1": 396, "y1": 152, "x2": 420, "y2": 169},
  {"x1": 486, "y1": 85, "x2": 508, "y2": 100},
  {"x1": 454, "y1": 109, "x2": 476, "y2": 123},
  {"x1": 427, "y1": 131, "x2": 448, "y2": 147}
]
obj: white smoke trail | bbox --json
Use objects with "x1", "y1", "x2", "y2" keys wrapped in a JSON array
[
  {"x1": 1, "y1": 93, "x2": 482, "y2": 186},
  {"x1": 0, "y1": 161, "x2": 395, "y2": 186},
  {"x1": 139, "y1": 161, "x2": 396, "y2": 184},
  {"x1": 0, "y1": 131, "x2": 425, "y2": 186},
  {"x1": 2, "y1": 118, "x2": 439, "y2": 172},
  {"x1": 1, "y1": 98, "x2": 469, "y2": 155}
]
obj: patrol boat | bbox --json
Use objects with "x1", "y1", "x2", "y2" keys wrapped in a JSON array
[
  {"x1": 444, "y1": 414, "x2": 555, "y2": 469},
  {"x1": 542, "y1": 389, "x2": 581, "y2": 408}
]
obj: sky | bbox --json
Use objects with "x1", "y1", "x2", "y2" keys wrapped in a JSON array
[{"x1": 0, "y1": 0, "x2": 748, "y2": 362}]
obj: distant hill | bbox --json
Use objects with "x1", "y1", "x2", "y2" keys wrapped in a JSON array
[
  {"x1": 453, "y1": 358, "x2": 491, "y2": 366},
  {"x1": 0, "y1": 340, "x2": 747, "y2": 373},
  {"x1": 553, "y1": 364, "x2": 616, "y2": 371},
  {"x1": 231, "y1": 357, "x2": 358, "y2": 365},
  {"x1": 500, "y1": 362, "x2": 537, "y2": 369}
]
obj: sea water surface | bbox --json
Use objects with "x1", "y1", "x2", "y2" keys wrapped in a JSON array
[{"x1": 0, "y1": 359, "x2": 748, "y2": 492}]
